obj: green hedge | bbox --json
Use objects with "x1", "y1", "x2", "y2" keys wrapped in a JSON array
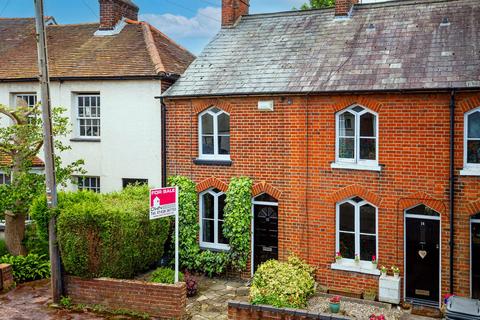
[
  {"x1": 0, "y1": 254, "x2": 50, "y2": 283},
  {"x1": 150, "y1": 267, "x2": 184, "y2": 284},
  {"x1": 56, "y1": 185, "x2": 170, "y2": 279},
  {"x1": 0, "y1": 239, "x2": 8, "y2": 257},
  {"x1": 250, "y1": 255, "x2": 315, "y2": 308}
]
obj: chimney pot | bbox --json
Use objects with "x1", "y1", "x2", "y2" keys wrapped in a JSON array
[
  {"x1": 335, "y1": 0, "x2": 358, "y2": 17},
  {"x1": 99, "y1": 0, "x2": 139, "y2": 30},
  {"x1": 222, "y1": 0, "x2": 249, "y2": 27}
]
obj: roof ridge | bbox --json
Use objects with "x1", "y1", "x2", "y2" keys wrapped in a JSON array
[{"x1": 126, "y1": 19, "x2": 165, "y2": 75}]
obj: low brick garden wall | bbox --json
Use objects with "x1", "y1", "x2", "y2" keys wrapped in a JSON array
[
  {"x1": 65, "y1": 276, "x2": 187, "y2": 319},
  {"x1": 228, "y1": 301, "x2": 350, "y2": 320},
  {"x1": 0, "y1": 263, "x2": 14, "y2": 292}
]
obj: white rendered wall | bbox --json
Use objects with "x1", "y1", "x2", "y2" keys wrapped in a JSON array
[{"x1": 0, "y1": 79, "x2": 163, "y2": 193}]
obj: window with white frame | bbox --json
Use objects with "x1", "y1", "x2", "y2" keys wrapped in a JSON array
[
  {"x1": 77, "y1": 94, "x2": 101, "y2": 138},
  {"x1": 199, "y1": 107, "x2": 230, "y2": 160},
  {"x1": 199, "y1": 188, "x2": 229, "y2": 250},
  {"x1": 335, "y1": 105, "x2": 378, "y2": 167},
  {"x1": 465, "y1": 107, "x2": 480, "y2": 169},
  {"x1": 0, "y1": 172, "x2": 11, "y2": 185},
  {"x1": 78, "y1": 176, "x2": 100, "y2": 193},
  {"x1": 336, "y1": 196, "x2": 377, "y2": 262},
  {"x1": 15, "y1": 94, "x2": 37, "y2": 108}
]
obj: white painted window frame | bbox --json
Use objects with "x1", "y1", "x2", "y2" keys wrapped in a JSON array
[
  {"x1": 14, "y1": 93, "x2": 37, "y2": 108},
  {"x1": 461, "y1": 107, "x2": 480, "y2": 176},
  {"x1": 0, "y1": 171, "x2": 11, "y2": 185},
  {"x1": 333, "y1": 105, "x2": 380, "y2": 171},
  {"x1": 335, "y1": 198, "x2": 378, "y2": 263},
  {"x1": 199, "y1": 189, "x2": 230, "y2": 251},
  {"x1": 76, "y1": 94, "x2": 101, "y2": 139},
  {"x1": 198, "y1": 107, "x2": 230, "y2": 161},
  {"x1": 77, "y1": 176, "x2": 101, "y2": 193}
]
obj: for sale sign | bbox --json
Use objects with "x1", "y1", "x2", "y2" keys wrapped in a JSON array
[{"x1": 150, "y1": 187, "x2": 178, "y2": 220}]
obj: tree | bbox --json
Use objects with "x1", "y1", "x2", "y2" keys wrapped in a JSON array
[
  {"x1": 297, "y1": 0, "x2": 335, "y2": 10},
  {"x1": 0, "y1": 102, "x2": 83, "y2": 256}
]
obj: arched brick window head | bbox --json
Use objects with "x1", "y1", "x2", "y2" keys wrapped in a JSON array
[{"x1": 198, "y1": 107, "x2": 230, "y2": 161}]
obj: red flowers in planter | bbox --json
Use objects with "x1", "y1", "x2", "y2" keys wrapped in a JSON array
[
  {"x1": 370, "y1": 315, "x2": 385, "y2": 320},
  {"x1": 330, "y1": 295, "x2": 341, "y2": 303}
]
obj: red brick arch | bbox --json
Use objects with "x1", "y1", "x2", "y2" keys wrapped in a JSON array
[
  {"x1": 196, "y1": 177, "x2": 229, "y2": 193},
  {"x1": 192, "y1": 100, "x2": 233, "y2": 115},
  {"x1": 331, "y1": 96, "x2": 382, "y2": 113},
  {"x1": 467, "y1": 199, "x2": 480, "y2": 217},
  {"x1": 252, "y1": 181, "x2": 282, "y2": 200},
  {"x1": 458, "y1": 96, "x2": 480, "y2": 113},
  {"x1": 329, "y1": 184, "x2": 382, "y2": 207},
  {"x1": 398, "y1": 191, "x2": 446, "y2": 215}
]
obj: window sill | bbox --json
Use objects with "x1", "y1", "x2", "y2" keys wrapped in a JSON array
[
  {"x1": 460, "y1": 169, "x2": 480, "y2": 176},
  {"x1": 70, "y1": 138, "x2": 101, "y2": 143},
  {"x1": 193, "y1": 158, "x2": 232, "y2": 166},
  {"x1": 331, "y1": 162, "x2": 382, "y2": 172},
  {"x1": 331, "y1": 261, "x2": 381, "y2": 276},
  {"x1": 200, "y1": 244, "x2": 230, "y2": 252}
]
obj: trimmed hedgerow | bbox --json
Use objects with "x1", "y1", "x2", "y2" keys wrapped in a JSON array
[
  {"x1": 250, "y1": 255, "x2": 315, "y2": 309},
  {"x1": 56, "y1": 185, "x2": 170, "y2": 279}
]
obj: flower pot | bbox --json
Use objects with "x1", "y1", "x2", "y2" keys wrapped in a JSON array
[
  {"x1": 329, "y1": 302, "x2": 340, "y2": 313},
  {"x1": 336, "y1": 259, "x2": 343, "y2": 265},
  {"x1": 371, "y1": 263, "x2": 378, "y2": 270},
  {"x1": 394, "y1": 273, "x2": 400, "y2": 279},
  {"x1": 381, "y1": 272, "x2": 387, "y2": 277}
]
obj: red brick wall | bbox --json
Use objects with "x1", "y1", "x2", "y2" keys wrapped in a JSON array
[
  {"x1": 99, "y1": 0, "x2": 139, "y2": 30},
  {"x1": 222, "y1": 0, "x2": 249, "y2": 27},
  {"x1": 0, "y1": 263, "x2": 14, "y2": 292},
  {"x1": 65, "y1": 276, "x2": 186, "y2": 319},
  {"x1": 164, "y1": 92, "x2": 480, "y2": 299}
]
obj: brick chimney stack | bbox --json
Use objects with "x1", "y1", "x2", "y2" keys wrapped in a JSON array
[
  {"x1": 335, "y1": 0, "x2": 358, "y2": 17},
  {"x1": 222, "y1": 0, "x2": 249, "y2": 27},
  {"x1": 99, "y1": 0, "x2": 139, "y2": 30}
]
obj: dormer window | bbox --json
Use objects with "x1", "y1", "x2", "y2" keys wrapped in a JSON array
[{"x1": 198, "y1": 107, "x2": 230, "y2": 160}]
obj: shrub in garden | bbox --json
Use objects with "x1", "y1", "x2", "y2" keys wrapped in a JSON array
[
  {"x1": 23, "y1": 223, "x2": 49, "y2": 256},
  {"x1": 184, "y1": 272, "x2": 198, "y2": 297},
  {"x1": 0, "y1": 239, "x2": 8, "y2": 257},
  {"x1": 0, "y1": 254, "x2": 50, "y2": 283},
  {"x1": 150, "y1": 267, "x2": 184, "y2": 284},
  {"x1": 250, "y1": 255, "x2": 315, "y2": 308},
  {"x1": 56, "y1": 185, "x2": 170, "y2": 279}
]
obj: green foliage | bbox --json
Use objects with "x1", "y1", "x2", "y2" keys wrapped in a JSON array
[
  {"x1": 60, "y1": 296, "x2": 73, "y2": 308},
  {"x1": 168, "y1": 176, "x2": 252, "y2": 277},
  {"x1": 296, "y1": 0, "x2": 335, "y2": 10},
  {"x1": 0, "y1": 253, "x2": 50, "y2": 283},
  {"x1": 250, "y1": 255, "x2": 315, "y2": 309},
  {"x1": 0, "y1": 239, "x2": 8, "y2": 257},
  {"x1": 23, "y1": 223, "x2": 49, "y2": 256},
  {"x1": 150, "y1": 267, "x2": 184, "y2": 284},
  {"x1": 56, "y1": 185, "x2": 170, "y2": 279},
  {"x1": 223, "y1": 177, "x2": 253, "y2": 270}
]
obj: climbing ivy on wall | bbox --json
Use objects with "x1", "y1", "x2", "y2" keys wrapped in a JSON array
[{"x1": 168, "y1": 175, "x2": 253, "y2": 276}]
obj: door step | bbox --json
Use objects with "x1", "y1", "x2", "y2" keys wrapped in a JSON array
[{"x1": 411, "y1": 305, "x2": 442, "y2": 318}]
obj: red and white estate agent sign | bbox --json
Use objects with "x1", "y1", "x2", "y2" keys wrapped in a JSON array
[{"x1": 150, "y1": 186, "x2": 179, "y2": 282}]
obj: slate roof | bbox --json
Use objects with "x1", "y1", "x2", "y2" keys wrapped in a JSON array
[
  {"x1": 0, "y1": 18, "x2": 195, "y2": 81},
  {"x1": 164, "y1": 0, "x2": 480, "y2": 98}
]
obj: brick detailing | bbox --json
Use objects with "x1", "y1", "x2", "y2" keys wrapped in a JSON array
[
  {"x1": 222, "y1": 0, "x2": 249, "y2": 27},
  {"x1": 65, "y1": 276, "x2": 186, "y2": 319},
  {"x1": 331, "y1": 95, "x2": 382, "y2": 113},
  {"x1": 227, "y1": 301, "x2": 348, "y2": 320},
  {"x1": 196, "y1": 177, "x2": 229, "y2": 193},
  {"x1": 398, "y1": 191, "x2": 447, "y2": 215},
  {"x1": 335, "y1": 0, "x2": 358, "y2": 17},
  {"x1": 99, "y1": 0, "x2": 139, "y2": 30},
  {"x1": 458, "y1": 96, "x2": 480, "y2": 113},
  {"x1": 467, "y1": 199, "x2": 480, "y2": 216},
  {"x1": 193, "y1": 100, "x2": 233, "y2": 115},
  {"x1": 329, "y1": 184, "x2": 382, "y2": 207},
  {"x1": 0, "y1": 264, "x2": 14, "y2": 292},
  {"x1": 252, "y1": 181, "x2": 282, "y2": 199}
]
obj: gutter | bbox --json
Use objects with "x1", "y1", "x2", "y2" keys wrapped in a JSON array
[
  {"x1": 0, "y1": 74, "x2": 179, "y2": 83},
  {"x1": 449, "y1": 89, "x2": 456, "y2": 294}
]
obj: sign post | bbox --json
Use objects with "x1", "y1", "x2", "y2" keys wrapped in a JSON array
[{"x1": 150, "y1": 187, "x2": 179, "y2": 282}]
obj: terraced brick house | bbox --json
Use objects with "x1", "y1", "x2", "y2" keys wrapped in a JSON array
[
  {"x1": 0, "y1": 0, "x2": 194, "y2": 192},
  {"x1": 163, "y1": 0, "x2": 480, "y2": 308}
]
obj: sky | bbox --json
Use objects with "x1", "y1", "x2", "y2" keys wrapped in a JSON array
[{"x1": 0, "y1": 0, "x2": 307, "y2": 54}]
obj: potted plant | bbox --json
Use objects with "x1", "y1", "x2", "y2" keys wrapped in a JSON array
[
  {"x1": 364, "y1": 289, "x2": 376, "y2": 301},
  {"x1": 380, "y1": 265, "x2": 387, "y2": 276},
  {"x1": 354, "y1": 254, "x2": 360, "y2": 264},
  {"x1": 335, "y1": 252, "x2": 343, "y2": 264},
  {"x1": 371, "y1": 255, "x2": 378, "y2": 269},
  {"x1": 329, "y1": 295, "x2": 341, "y2": 313},
  {"x1": 391, "y1": 266, "x2": 400, "y2": 278}
]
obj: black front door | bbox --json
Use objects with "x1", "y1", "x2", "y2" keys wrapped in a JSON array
[
  {"x1": 253, "y1": 204, "x2": 278, "y2": 272},
  {"x1": 472, "y1": 221, "x2": 480, "y2": 299},
  {"x1": 405, "y1": 217, "x2": 440, "y2": 306}
]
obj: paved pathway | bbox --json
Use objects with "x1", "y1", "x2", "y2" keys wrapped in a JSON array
[{"x1": 186, "y1": 276, "x2": 249, "y2": 320}]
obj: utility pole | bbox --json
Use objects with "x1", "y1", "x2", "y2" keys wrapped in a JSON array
[{"x1": 34, "y1": 0, "x2": 63, "y2": 303}]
